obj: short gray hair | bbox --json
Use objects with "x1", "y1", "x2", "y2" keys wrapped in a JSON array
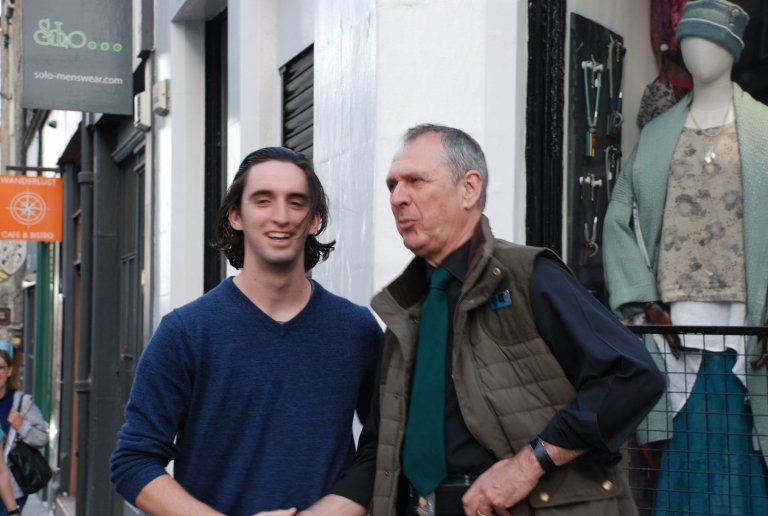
[{"x1": 403, "y1": 123, "x2": 488, "y2": 208}]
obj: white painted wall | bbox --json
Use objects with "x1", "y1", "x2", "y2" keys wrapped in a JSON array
[
  {"x1": 485, "y1": 0, "x2": 530, "y2": 248},
  {"x1": 311, "y1": 0, "x2": 378, "y2": 305},
  {"x1": 312, "y1": 0, "x2": 530, "y2": 302},
  {"x1": 227, "y1": 0, "x2": 315, "y2": 175},
  {"x1": 153, "y1": 2, "x2": 206, "y2": 320},
  {"x1": 227, "y1": 0, "x2": 282, "y2": 173},
  {"x1": 278, "y1": 0, "x2": 315, "y2": 65}
]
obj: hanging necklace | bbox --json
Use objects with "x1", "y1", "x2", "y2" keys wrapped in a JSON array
[
  {"x1": 578, "y1": 174, "x2": 602, "y2": 262},
  {"x1": 604, "y1": 144, "x2": 621, "y2": 200},
  {"x1": 582, "y1": 57, "x2": 603, "y2": 158},
  {"x1": 688, "y1": 103, "x2": 731, "y2": 165},
  {"x1": 606, "y1": 37, "x2": 625, "y2": 138}
]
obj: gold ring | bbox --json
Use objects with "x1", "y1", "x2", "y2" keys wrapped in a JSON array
[{"x1": 477, "y1": 511, "x2": 487, "y2": 516}]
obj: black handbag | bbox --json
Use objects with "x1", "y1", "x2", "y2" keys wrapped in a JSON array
[{"x1": 6, "y1": 395, "x2": 52, "y2": 494}]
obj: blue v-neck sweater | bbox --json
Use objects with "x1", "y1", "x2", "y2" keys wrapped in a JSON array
[{"x1": 111, "y1": 277, "x2": 382, "y2": 515}]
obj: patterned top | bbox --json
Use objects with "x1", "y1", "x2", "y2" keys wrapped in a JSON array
[{"x1": 658, "y1": 122, "x2": 746, "y2": 302}]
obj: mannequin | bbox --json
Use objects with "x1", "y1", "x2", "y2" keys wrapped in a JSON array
[
  {"x1": 682, "y1": 37, "x2": 734, "y2": 127},
  {"x1": 603, "y1": 1, "x2": 768, "y2": 514}
]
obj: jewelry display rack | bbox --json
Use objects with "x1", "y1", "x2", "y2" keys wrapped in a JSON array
[{"x1": 567, "y1": 13, "x2": 625, "y2": 302}]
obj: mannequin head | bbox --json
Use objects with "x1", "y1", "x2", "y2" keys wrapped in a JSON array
[{"x1": 681, "y1": 37, "x2": 734, "y2": 85}]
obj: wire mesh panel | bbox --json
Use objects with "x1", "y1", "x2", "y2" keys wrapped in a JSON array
[{"x1": 625, "y1": 325, "x2": 768, "y2": 515}]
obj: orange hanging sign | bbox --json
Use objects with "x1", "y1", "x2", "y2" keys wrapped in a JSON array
[{"x1": 0, "y1": 174, "x2": 63, "y2": 242}]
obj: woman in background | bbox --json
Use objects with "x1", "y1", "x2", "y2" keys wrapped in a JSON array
[{"x1": 0, "y1": 350, "x2": 49, "y2": 515}]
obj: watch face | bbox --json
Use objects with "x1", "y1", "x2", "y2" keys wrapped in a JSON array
[{"x1": 0, "y1": 241, "x2": 27, "y2": 280}]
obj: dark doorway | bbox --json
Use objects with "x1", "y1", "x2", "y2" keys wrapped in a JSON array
[
  {"x1": 204, "y1": 9, "x2": 228, "y2": 292},
  {"x1": 525, "y1": 0, "x2": 565, "y2": 254}
]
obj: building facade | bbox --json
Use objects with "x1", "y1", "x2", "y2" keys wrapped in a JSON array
[{"x1": 7, "y1": 0, "x2": 729, "y2": 514}]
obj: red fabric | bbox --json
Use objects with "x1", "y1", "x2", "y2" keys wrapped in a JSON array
[
  {"x1": 650, "y1": 0, "x2": 693, "y2": 101},
  {"x1": 661, "y1": 52, "x2": 693, "y2": 100},
  {"x1": 651, "y1": 0, "x2": 690, "y2": 53},
  {"x1": 642, "y1": 443, "x2": 662, "y2": 471}
]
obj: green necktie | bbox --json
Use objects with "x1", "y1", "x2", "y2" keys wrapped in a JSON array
[{"x1": 403, "y1": 266, "x2": 452, "y2": 496}]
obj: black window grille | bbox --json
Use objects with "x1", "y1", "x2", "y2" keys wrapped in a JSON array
[{"x1": 281, "y1": 45, "x2": 313, "y2": 159}]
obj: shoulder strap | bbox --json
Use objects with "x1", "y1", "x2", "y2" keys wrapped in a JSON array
[
  {"x1": 5, "y1": 393, "x2": 24, "y2": 450},
  {"x1": 14, "y1": 392, "x2": 25, "y2": 413}
]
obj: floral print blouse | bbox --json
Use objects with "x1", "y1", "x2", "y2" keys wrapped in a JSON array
[{"x1": 658, "y1": 122, "x2": 747, "y2": 303}]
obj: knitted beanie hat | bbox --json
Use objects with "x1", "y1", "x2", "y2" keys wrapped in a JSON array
[{"x1": 676, "y1": 0, "x2": 749, "y2": 61}]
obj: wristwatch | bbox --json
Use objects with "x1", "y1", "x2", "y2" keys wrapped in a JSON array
[
  {"x1": 529, "y1": 435, "x2": 557, "y2": 474},
  {"x1": 8, "y1": 508, "x2": 20, "y2": 515}
]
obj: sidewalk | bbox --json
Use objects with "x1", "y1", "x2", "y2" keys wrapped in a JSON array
[{"x1": 20, "y1": 493, "x2": 54, "y2": 516}]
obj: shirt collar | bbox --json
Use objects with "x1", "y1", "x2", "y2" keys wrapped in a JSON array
[{"x1": 433, "y1": 239, "x2": 471, "y2": 284}]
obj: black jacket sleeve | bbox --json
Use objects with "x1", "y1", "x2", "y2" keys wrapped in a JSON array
[{"x1": 531, "y1": 258, "x2": 665, "y2": 454}]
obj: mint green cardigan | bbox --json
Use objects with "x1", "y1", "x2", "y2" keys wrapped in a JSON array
[{"x1": 603, "y1": 84, "x2": 768, "y2": 464}]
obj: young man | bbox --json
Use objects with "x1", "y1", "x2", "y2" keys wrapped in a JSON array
[
  {"x1": 300, "y1": 125, "x2": 664, "y2": 516},
  {"x1": 110, "y1": 147, "x2": 382, "y2": 516}
]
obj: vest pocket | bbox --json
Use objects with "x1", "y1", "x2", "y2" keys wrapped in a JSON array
[{"x1": 526, "y1": 459, "x2": 629, "y2": 510}]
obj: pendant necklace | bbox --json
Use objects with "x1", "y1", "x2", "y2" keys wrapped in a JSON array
[{"x1": 688, "y1": 103, "x2": 731, "y2": 165}]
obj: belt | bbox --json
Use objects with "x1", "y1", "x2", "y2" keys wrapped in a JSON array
[{"x1": 408, "y1": 475, "x2": 478, "y2": 516}]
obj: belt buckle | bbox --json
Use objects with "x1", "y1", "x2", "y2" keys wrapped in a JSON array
[{"x1": 412, "y1": 491, "x2": 436, "y2": 516}]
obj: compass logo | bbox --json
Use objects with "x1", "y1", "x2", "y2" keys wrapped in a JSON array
[{"x1": 9, "y1": 191, "x2": 48, "y2": 227}]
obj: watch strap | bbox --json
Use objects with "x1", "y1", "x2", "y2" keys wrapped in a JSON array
[{"x1": 529, "y1": 436, "x2": 557, "y2": 474}]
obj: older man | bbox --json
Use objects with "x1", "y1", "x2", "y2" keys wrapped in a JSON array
[{"x1": 301, "y1": 124, "x2": 664, "y2": 516}]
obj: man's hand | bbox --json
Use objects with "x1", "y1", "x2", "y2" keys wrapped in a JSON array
[
  {"x1": 462, "y1": 452, "x2": 542, "y2": 516},
  {"x1": 463, "y1": 440, "x2": 586, "y2": 516},
  {"x1": 135, "y1": 475, "x2": 225, "y2": 516}
]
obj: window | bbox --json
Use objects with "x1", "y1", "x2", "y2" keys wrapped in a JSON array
[{"x1": 281, "y1": 45, "x2": 314, "y2": 159}]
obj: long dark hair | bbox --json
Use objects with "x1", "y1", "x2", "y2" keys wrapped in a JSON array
[{"x1": 210, "y1": 147, "x2": 335, "y2": 270}]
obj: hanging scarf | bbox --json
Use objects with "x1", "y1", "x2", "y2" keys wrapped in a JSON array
[{"x1": 651, "y1": 0, "x2": 689, "y2": 53}]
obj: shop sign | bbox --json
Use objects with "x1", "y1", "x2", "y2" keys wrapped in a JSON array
[
  {"x1": 22, "y1": 0, "x2": 132, "y2": 114},
  {"x1": 0, "y1": 175, "x2": 63, "y2": 242}
]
